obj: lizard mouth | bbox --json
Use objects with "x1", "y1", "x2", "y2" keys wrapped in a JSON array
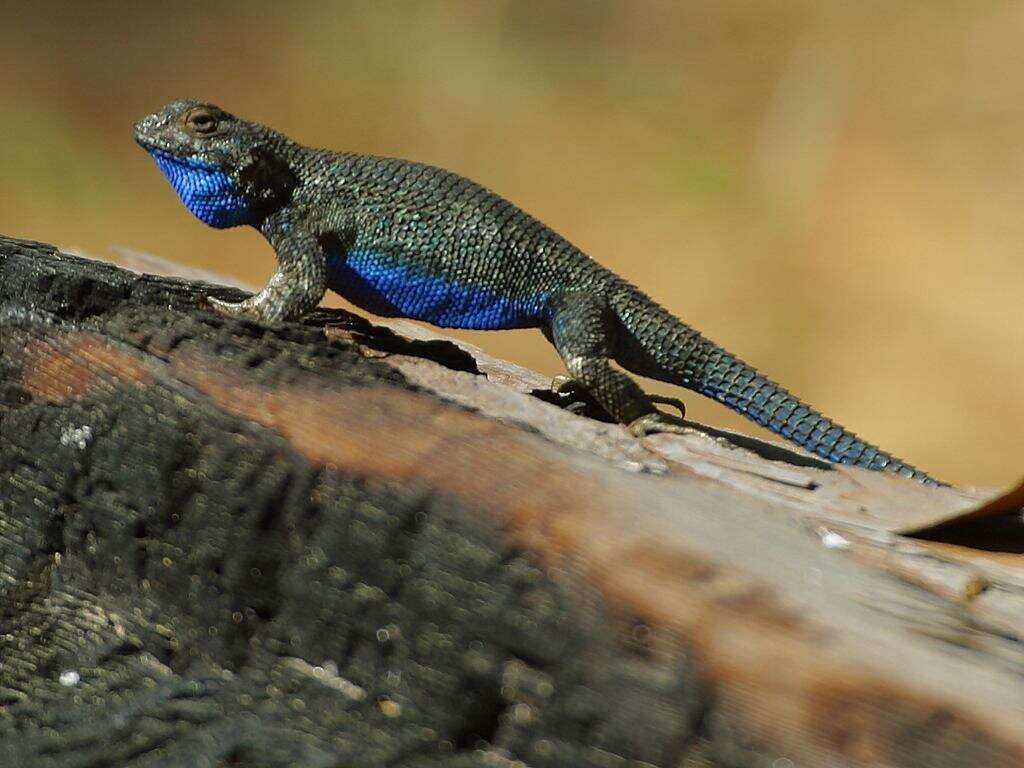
[
  {"x1": 133, "y1": 122, "x2": 224, "y2": 172},
  {"x1": 133, "y1": 114, "x2": 165, "y2": 151},
  {"x1": 143, "y1": 146, "x2": 223, "y2": 172},
  {"x1": 135, "y1": 135, "x2": 161, "y2": 153}
]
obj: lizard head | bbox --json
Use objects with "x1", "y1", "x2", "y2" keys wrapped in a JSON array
[{"x1": 135, "y1": 99, "x2": 297, "y2": 228}]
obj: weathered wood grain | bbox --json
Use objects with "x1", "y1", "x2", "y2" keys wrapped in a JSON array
[{"x1": 1, "y1": 236, "x2": 1021, "y2": 767}]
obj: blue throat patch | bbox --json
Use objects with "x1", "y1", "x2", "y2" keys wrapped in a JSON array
[
  {"x1": 326, "y1": 247, "x2": 550, "y2": 330},
  {"x1": 149, "y1": 149, "x2": 255, "y2": 228}
]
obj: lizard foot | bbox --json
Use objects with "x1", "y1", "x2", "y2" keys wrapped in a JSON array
[
  {"x1": 552, "y1": 377, "x2": 687, "y2": 419},
  {"x1": 547, "y1": 375, "x2": 611, "y2": 419},
  {"x1": 206, "y1": 295, "x2": 267, "y2": 321},
  {"x1": 551, "y1": 375, "x2": 581, "y2": 396},
  {"x1": 628, "y1": 411, "x2": 704, "y2": 437}
]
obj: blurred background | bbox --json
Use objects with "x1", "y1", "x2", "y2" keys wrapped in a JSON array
[{"x1": 1, "y1": 1, "x2": 1020, "y2": 487}]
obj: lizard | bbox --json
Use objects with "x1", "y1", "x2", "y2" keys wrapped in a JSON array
[{"x1": 134, "y1": 99, "x2": 939, "y2": 485}]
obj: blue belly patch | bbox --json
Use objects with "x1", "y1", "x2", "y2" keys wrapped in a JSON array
[
  {"x1": 326, "y1": 247, "x2": 548, "y2": 329},
  {"x1": 149, "y1": 149, "x2": 255, "y2": 228}
]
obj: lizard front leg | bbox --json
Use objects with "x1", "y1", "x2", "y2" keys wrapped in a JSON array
[{"x1": 207, "y1": 209, "x2": 331, "y2": 323}]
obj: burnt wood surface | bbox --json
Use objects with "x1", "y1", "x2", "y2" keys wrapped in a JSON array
[{"x1": 0, "y1": 235, "x2": 1021, "y2": 767}]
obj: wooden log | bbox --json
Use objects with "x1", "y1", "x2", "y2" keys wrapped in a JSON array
[{"x1": 0, "y1": 235, "x2": 1021, "y2": 767}]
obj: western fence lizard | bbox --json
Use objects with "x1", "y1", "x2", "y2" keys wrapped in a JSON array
[{"x1": 135, "y1": 99, "x2": 939, "y2": 484}]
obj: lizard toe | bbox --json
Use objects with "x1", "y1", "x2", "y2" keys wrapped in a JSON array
[
  {"x1": 627, "y1": 411, "x2": 698, "y2": 437},
  {"x1": 206, "y1": 295, "x2": 262, "y2": 320},
  {"x1": 647, "y1": 393, "x2": 686, "y2": 418}
]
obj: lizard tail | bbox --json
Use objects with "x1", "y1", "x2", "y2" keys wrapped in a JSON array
[{"x1": 610, "y1": 289, "x2": 941, "y2": 485}]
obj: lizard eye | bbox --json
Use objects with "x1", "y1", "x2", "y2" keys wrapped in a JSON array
[{"x1": 184, "y1": 107, "x2": 222, "y2": 136}]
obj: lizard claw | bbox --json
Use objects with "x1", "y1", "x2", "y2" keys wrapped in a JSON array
[{"x1": 647, "y1": 393, "x2": 686, "y2": 419}]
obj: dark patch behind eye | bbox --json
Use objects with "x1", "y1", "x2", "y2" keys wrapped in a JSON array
[{"x1": 239, "y1": 147, "x2": 299, "y2": 214}]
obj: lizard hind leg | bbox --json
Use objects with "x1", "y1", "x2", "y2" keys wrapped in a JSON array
[{"x1": 548, "y1": 293, "x2": 689, "y2": 434}]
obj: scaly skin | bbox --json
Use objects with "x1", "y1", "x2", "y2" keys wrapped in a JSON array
[{"x1": 135, "y1": 99, "x2": 939, "y2": 484}]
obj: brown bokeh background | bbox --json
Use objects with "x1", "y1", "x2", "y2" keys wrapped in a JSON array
[{"x1": 2, "y1": 2, "x2": 1020, "y2": 487}]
